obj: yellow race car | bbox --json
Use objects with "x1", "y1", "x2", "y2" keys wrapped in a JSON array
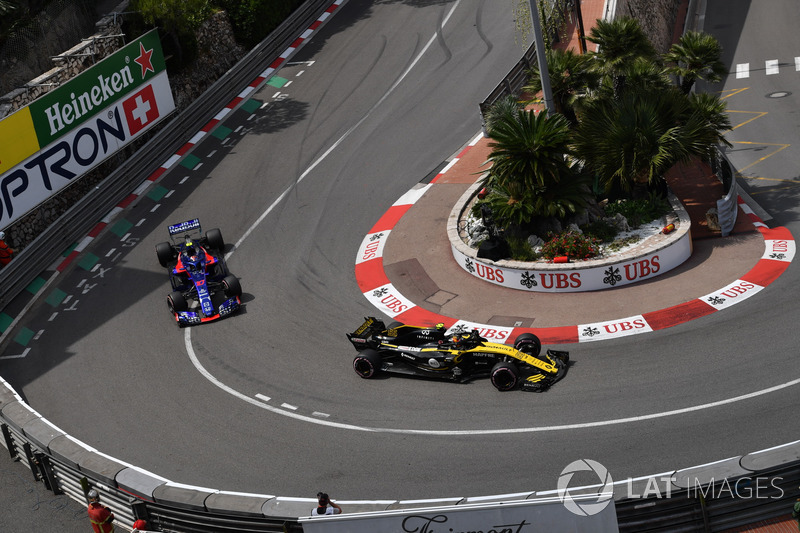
[{"x1": 346, "y1": 317, "x2": 569, "y2": 392}]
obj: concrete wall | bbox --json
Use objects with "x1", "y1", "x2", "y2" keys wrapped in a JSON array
[{"x1": 614, "y1": 0, "x2": 682, "y2": 53}]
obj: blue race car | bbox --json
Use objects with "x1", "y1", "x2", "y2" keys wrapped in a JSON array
[{"x1": 155, "y1": 218, "x2": 242, "y2": 326}]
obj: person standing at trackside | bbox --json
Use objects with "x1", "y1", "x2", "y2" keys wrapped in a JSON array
[
  {"x1": 0, "y1": 231, "x2": 13, "y2": 267},
  {"x1": 792, "y1": 496, "x2": 800, "y2": 531},
  {"x1": 311, "y1": 492, "x2": 343, "y2": 516},
  {"x1": 87, "y1": 489, "x2": 116, "y2": 533}
]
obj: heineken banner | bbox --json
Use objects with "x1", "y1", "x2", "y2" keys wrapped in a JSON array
[{"x1": 0, "y1": 29, "x2": 174, "y2": 230}]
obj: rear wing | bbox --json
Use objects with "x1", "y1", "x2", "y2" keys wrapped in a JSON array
[
  {"x1": 346, "y1": 317, "x2": 386, "y2": 350},
  {"x1": 168, "y1": 218, "x2": 202, "y2": 244}
]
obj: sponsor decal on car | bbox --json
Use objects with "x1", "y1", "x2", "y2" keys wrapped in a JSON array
[{"x1": 169, "y1": 218, "x2": 201, "y2": 235}]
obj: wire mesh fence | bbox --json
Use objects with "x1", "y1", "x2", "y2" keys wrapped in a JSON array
[{"x1": 0, "y1": 0, "x2": 99, "y2": 96}]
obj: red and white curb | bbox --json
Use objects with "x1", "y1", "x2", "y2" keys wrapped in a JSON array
[
  {"x1": 355, "y1": 184, "x2": 794, "y2": 345},
  {"x1": 430, "y1": 132, "x2": 483, "y2": 184},
  {"x1": 54, "y1": 0, "x2": 345, "y2": 273}
]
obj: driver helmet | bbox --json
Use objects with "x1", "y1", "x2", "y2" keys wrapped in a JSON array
[{"x1": 184, "y1": 241, "x2": 199, "y2": 259}]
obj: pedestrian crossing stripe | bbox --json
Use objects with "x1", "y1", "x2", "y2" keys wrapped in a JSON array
[{"x1": 736, "y1": 57, "x2": 800, "y2": 78}]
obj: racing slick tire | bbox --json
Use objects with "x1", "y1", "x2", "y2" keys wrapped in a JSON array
[
  {"x1": 353, "y1": 349, "x2": 382, "y2": 379},
  {"x1": 513, "y1": 333, "x2": 541, "y2": 357},
  {"x1": 222, "y1": 275, "x2": 242, "y2": 297},
  {"x1": 206, "y1": 228, "x2": 224, "y2": 252},
  {"x1": 167, "y1": 291, "x2": 188, "y2": 313},
  {"x1": 490, "y1": 361, "x2": 520, "y2": 391},
  {"x1": 156, "y1": 242, "x2": 175, "y2": 267}
]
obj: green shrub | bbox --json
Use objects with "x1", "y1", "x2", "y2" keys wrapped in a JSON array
[
  {"x1": 218, "y1": 0, "x2": 305, "y2": 46},
  {"x1": 604, "y1": 193, "x2": 671, "y2": 228},
  {"x1": 540, "y1": 231, "x2": 602, "y2": 260},
  {"x1": 506, "y1": 235, "x2": 540, "y2": 261},
  {"x1": 580, "y1": 219, "x2": 618, "y2": 242}
]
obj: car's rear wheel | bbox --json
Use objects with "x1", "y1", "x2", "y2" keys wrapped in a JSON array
[
  {"x1": 490, "y1": 361, "x2": 520, "y2": 391},
  {"x1": 206, "y1": 228, "x2": 224, "y2": 252},
  {"x1": 167, "y1": 291, "x2": 188, "y2": 313},
  {"x1": 156, "y1": 242, "x2": 175, "y2": 267},
  {"x1": 222, "y1": 275, "x2": 242, "y2": 297},
  {"x1": 353, "y1": 349, "x2": 382, "y2": 379},
  {"x1": 513, "y1": 332, "x2": 541, "y2": 357}
]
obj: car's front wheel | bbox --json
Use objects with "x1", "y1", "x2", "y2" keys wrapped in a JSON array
[
  {"x1": 156, "y1": 242, "x2": 175, "y2": 267},
  {"x1": 222, "y1": 275, "x2": 242, "y2": 297},
  {"x1": 205, "y1": 228, "x2": 225, "y2": 252},
  {"x1": 490, "y1": 361, "x2": 520, "y2": 391},
  {"x1": 513, "y1": 332, "x2": 541, "y2": 357},
  {"x1": 353, "y1": 349, "x2": 382, "y2": 379},
  {"x1": 167, "y1": 291, "x2": 188, "y2": 313}
]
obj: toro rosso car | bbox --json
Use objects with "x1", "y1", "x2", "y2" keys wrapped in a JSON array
[
  {"x1": 155, "y1": 218, "x2": 242, "y2": 326},
  {"x1": 347, "y1": 317, "x2": 569, "y2": 392}
]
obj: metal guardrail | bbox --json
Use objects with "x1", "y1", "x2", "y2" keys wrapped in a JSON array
[
  {"x1": 711, "y1": 147, "x2": 740, "y2": 236},
  {"x1": 478, "y1": 41, "x2": 536, "y2": 128},
  {"x1": 615, "y1": 464, "x2": 800, "y2": 532},
  {"x1": 0, "y1": 0, "x2": 337, "y2": 310},
  {"x1": 0, "y1": 1, "x2": 794, "y2": 532}
]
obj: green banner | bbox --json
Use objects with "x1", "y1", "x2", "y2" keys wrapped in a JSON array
[{"x1": 28, "y1": 29, "x2": 166, "y2": 146}]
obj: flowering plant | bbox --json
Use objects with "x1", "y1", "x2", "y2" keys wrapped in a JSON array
[{"x1": 540, "y1": 231, "x2": 602, "y2": 260}]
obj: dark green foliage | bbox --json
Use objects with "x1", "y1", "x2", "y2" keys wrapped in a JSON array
[
  {"x1": 125, "y1": 0, "x2": 306, "y2": 70},
  {"x1": 480, "y1": 108, "x2": 590, "y2": 229},
  {"x1": 129, "y1": 0, "x2": 212, "y2": 68},
  {"x1": 217, "y1": 0, "x2": 304, "y2": 47},
  {"x1": 604, "y1": 194, "x2": 671, "y2": 228},
  {"x1": 664, "y1": 30, "x2": 727, "y2": 95},
  {"x1": 505, "y1": 234, "x2": 540, "y2": 262},
  {"x1": 580, "y1": 219, "x2": 618, "y2": 243}
]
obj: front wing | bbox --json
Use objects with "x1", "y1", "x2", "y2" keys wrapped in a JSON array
[{"x1": 172, "y1": 296, "x2": 240, "y2": 326}]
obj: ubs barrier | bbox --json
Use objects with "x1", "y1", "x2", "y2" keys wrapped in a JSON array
[
  {"x1": 448, "y1": 179, "x2": 693, "y2": 292},
  {"x1": 1, "y1": 1, "x2": 798, "y2": 531}
]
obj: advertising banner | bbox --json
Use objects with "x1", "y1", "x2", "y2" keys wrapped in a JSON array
[
  {"x1": 0, "y1": 29, "x2": 172, "y2": 230},
  {"x1": 450, "y1": 231, "x2": 692, "y2": 292},
  {"x1": 299, "y1": 497, "x2": 619, "y2": 533}
]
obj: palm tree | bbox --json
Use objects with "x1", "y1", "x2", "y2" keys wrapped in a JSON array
[
  {"x1": 573, "y1": 87, "x2": 699, "y2": 198},
  {"x1": 0, "y1": 1, "x2": 15, "y2": 15},
  {"x1": 664, "y1": 31, "x2": 727, "y2": 94},
  {"x1": 524, "y1": 48, "x2": 599, "y2": 125},
  {"x1": 483, "y1": 95, "x2": 523, "y2": 136},
  {"x1": 586, "y1": 17, "x2": 658, "y2": 99},
  {"x1": 481, "y1": 108, "x2": 589, "y2": 227}
]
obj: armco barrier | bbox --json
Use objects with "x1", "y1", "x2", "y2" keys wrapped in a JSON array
[
  {"x1": 712, "y1": 147, "x2": 740, "y2": 237},
  {"x1": 4, "y1": 360, "x2": 800, "y2": 531},
  {"x1": 2, "y1": 1, "x2": 799, "y2": 531}
]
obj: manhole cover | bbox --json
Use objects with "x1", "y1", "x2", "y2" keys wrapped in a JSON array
[{"x1": 767, "y1": 91, "x2": 791, "y2": 98}]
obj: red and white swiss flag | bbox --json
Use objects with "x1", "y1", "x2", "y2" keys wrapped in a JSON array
[{"x1": 122, "y1": 83, "x2": 160, "y2": 136}]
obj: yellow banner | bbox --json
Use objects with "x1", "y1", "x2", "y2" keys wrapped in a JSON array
[{"x1": 0, "y1": 108, "x2": 40, "y2": 175}]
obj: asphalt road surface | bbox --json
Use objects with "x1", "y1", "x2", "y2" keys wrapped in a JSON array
[{"x1": 1, "y1": 0, "x2": 799, "y2": 510}]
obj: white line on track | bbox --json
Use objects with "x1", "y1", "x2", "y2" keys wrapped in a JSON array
[
  {"x1": 184, "y1": 327, "x2": 800, "y2": 435},
  {"x1": 227, "y1": 0, "x2": 463, "y2": 257},
  {"x1": 182, "y1": 0, "x2": 800, "y2": 434}
]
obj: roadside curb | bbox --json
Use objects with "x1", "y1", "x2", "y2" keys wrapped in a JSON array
[{"x1": 354, "y1": 136, "x2": 795, "y2": 345}]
